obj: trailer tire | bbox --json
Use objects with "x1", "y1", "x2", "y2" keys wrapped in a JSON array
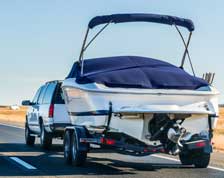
[
  {"x1": 71, "y1": 131, "x2": 87, "y2": 166},
  {"x1": 192, "y1": 153, "x2": 210, "y2": 168},
  {"x1": 25, "y1": 123, "x2": 35, "y2": 146},
  {"x1": 64, "y1": 130, "x2": 72, "y2": 164},
  {"x1": 179, "y1": 152, "x2": 210, "y2": 168},
  {"x1": 179, "y1": 153, "x2": 193, "y2": 165},
  {"x1": 40, "y1": 122, "x2": 52, "y2": 150}
]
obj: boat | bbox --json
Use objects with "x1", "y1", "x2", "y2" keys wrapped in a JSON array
[{"x1": 61, "y1": 13, "x2": 219, "y2": 168}]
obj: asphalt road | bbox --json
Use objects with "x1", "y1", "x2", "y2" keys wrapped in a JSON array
[{"x1": 0, "y1": 123, "x2": 224, "y2": 178}]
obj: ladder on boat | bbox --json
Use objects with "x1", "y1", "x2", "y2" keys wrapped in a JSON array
[{"x1": 203, "y1": 73, "x2": 215, "y2": 84}]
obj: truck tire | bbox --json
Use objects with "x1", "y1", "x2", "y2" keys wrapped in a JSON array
[
  {"x1": 40, "y1": 123, "x2": 52, "y2": 149},
  {"x1": 192, "y1": 153, "x2": 210, "y2": 168},
  {"x1": 64, "y1": 130, "x2": 72, "y2": 164},
  {"x1": 25, "y1": 123, "x2": 35, "y2": 146},
  {"x1": 71, "y1": 131, "x2": 87, "y2": 166}
]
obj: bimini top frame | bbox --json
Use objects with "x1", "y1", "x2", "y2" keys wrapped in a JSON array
[
  {"x1": 88, "y1": 14, "x2": 194, "y2": 31},
  {"x1": 78, "y1": 13, "x2": 195, "y2": 76}
]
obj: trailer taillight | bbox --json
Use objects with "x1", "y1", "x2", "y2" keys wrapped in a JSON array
[
  {"x1": 195, "y1": 141, "x2": 206, "y2": 148},
  {"x1": 100, "y1": 138, "x2": 115, "y2": 145},
  {"x1": 49, "y1": 104, "x2": 54, "y2": 118}
]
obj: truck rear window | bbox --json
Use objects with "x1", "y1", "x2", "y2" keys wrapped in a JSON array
[
  {"x1": 53, "y1": 84, "x2": 65, "y2": 104},
  {"x1": 42, "y1": 83, "x2": 57, "y2": 104}
]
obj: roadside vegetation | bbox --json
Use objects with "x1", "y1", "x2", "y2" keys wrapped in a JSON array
[
  {"x1": 0, "y1": 106, "x2": 26, "y2": 127},
  {"x1": 213, "y1": 107, "x2": 224, "y2": 151}
]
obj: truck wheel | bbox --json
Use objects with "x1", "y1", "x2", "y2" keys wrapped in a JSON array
[
  {"x1": 192, "y1": 153, "x2": 210, "y2": 168},
  {"x1": 25, "y1": 123, "x2": 35, "y2": 146},
  {"x1": 64, "y1": 130, "x2": 72, "y2": 164},
  {"x1": 40, "y1": 123, "x2": 52, "y2": 149},
  {"x1": 179, "y1": 153, "x2": 193, "y2": 165},
  {"x1": 71, "y1": 131, "x2": 87, "y2": 166}
]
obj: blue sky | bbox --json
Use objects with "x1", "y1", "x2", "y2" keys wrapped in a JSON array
[{"x1": 0, "y1": 0, "x2": 223, "y2": 105}]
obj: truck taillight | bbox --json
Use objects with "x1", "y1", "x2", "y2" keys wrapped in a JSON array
[{"x1": 49, "y1": 104, "x2": 54, "y2": 118}]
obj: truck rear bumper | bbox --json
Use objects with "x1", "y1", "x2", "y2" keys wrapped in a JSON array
[{"x1": 45, "y1": 123, "x2": 72, "y2": 137}]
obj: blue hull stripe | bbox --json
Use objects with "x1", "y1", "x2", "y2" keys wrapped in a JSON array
[{"x1": 68, "y1": 110, "x2": 109, "y2": 116}]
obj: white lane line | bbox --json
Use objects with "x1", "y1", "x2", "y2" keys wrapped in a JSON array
[
  {"x1": 0, "y1": 123, "x2": 24, "y2": 129},
  {"x1": 152, "y1": 155, "x2": 180, "y2": 162},
  {"x1": 152, "y1": 154, "x2": 224, "y2": 172},
  {"x1": 10, "y1": 157, "x2": 37, "y2": 170},
  {"x1": 208, "y1": 166, "x2": 224, "y2": 172}
]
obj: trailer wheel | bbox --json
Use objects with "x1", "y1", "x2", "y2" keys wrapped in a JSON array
[
  {"x1": 40, "y1": 123, "x2": 52, "y2": 149},
  {"x1": 25, "y1": 123, "x2": 35, "y2": 146},
  {"x1": 179, "y1": 153, "x2": 193, "y2": 165},
  {"x1": 71, "y1": 131, "x2": 87, "y2": 166},
  {"x1": 192, "y1": 153, "x2": 210, "y2": 168},
  {"x1": 179, "y1": 152, "x2": 210, "y2": 168},
  {"x1": 64, "y1": 130, "x2": 72, "y2": 164}
]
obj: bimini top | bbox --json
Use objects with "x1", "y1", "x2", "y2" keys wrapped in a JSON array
[
  {"x1": 88, "y1": 13, "x2": 195, "y2": 32},
  {"x1": 67, "y1": 56, "x2": 208, "y2": 90}
]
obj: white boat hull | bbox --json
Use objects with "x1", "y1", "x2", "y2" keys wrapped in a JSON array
[{"x1": 62, "y1": 78, "x2": 219, "y2": 144}]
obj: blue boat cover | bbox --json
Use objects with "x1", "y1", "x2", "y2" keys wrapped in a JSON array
[
  {"x1": 67, "y1": 56, "x2": 208, "y2": 90},
  {"x1": 88, "y1": 14, "x2": 194, "y2": 32}
]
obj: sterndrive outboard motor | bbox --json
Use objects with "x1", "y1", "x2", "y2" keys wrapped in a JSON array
[{"x1": 148, "y1": 113, "x2": 204, "y2": 155}]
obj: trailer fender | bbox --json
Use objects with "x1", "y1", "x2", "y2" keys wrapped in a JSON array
[
  {"x1": 182, "y1": 139, "x2": 212, "y2": 154},
  {"x1": 202, "y1": 142, "x2": 212, "y2": 154},
  {"x1": 65, "y1": 126, "x2": 89, "y2": 152}
]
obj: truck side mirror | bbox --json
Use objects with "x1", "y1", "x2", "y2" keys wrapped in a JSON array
[{"x1": 22, "y1": 100, "x2": 33, "y2": 106}]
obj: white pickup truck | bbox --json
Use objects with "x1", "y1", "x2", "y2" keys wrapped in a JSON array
[{"x1": 22, "y1": 80, "x2": 70, "y2": 149}]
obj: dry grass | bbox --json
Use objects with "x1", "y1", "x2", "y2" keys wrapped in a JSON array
[
  {"x1": 0, "y1": 106, "x2": 223, "y2": 150},
  {"x1": 215, "y1": 108, "x2": 224, "y2": 131},
  {"x1": 214, "y1": 107, "x2": 224, "y2": 135},
  {"x1": 213, "y1": 107, "x2": 224, "y2": 151},
  {"x1": 213, "y1": 134, "x2": 224, "y2": 151},
  {"x1": 0, "y1": 106, "x2": 27, "y2": 125}
]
